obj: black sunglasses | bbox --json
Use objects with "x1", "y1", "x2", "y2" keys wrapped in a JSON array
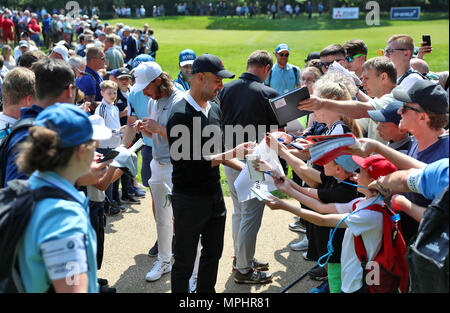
[
  {"x1": 320, "y1": 59, "x2": 344, "y2": 68},
  {"x1": 278, "y1": 53, "x2": 290, "y2": 57},
  {"x1": 401, "y1": 104, "x2": 423, "y2": 114}
]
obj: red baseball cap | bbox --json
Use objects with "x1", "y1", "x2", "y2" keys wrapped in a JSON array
[{"x1": 351, "y1": 154, "x2": 397, "y2": 180}]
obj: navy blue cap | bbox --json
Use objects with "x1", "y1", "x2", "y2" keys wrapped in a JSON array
[
  {"x1": 35, "y1": 103, "x2": 108, "y2": 147},
  {"x1": 392, "y1": 80, "x2": 449, "y2": 114},
  {"x1": 191, "y1": 53, "x2": 235, "y2": 79},
  {"x1": 368, "y1": 101, "x2": 403, "y2": 125},
  {"x1": 305, "y1": 51, "x2": 320, "y2": 62}
]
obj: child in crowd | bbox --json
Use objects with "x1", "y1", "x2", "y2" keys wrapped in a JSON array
[
  {"x1": 260, "y1": 154, "x2": 398, "y2": 293},
  {"x1": 109, "y1": 68, "x2": 143, "y2": 203},
  {"x1": 367, "y1": 101, "x2": 415, "y2": 154},
  {"x1": 258, "y1": 134, "x2": 360, "y2": 293},
  {"x1": 95, "y1": 80, "x2": 123, "y2": 211},
  {"x1": 312, "y1": 73, "x2": 362, "y2": 137},
  {"x1": 273, "y1": 73, "x2": 363, "y2": 290}
]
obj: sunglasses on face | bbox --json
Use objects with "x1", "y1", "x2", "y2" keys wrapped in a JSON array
[
  {"x1": 377, "y1": 48, "x2": 409, "y2": 56},
  {"x1": 345, "y1": 54, "x2": 364, "y2": 62},
  {"x1": 278, "y1": 53, "x2": 290, "y2": 57},
  {"x1": 320, "y1": 59, "x2": 344, "y2": 68},
  {"x1": 401, "y1": 104, "x2": 423, "y2": 114}
]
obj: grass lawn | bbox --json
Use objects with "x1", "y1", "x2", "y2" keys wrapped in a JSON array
[
  {"x1": 105, "y1": 14, "x2": 449, "y2": 79},
  {"x1": 119, "y1": 14, "x2": 448, "y2": 197}
]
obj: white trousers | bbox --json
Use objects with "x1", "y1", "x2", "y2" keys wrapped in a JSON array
[{"x1": 148, "y1": 159, "x2": 173, "y2": 263}]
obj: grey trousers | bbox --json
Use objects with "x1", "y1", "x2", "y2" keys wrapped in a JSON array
[{"x1": 224, "y1": 166, "x2": 265, "y2": 273}]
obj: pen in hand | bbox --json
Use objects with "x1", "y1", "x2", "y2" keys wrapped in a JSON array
[{"x1": 264, "y1": 171, "x2": 285, "y2": 182}]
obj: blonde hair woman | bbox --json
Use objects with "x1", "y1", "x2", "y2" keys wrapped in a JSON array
[{"x1": 1, "y1": 45, "x2": 16, "y2": 70}]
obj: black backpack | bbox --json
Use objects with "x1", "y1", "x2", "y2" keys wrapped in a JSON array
[
  {"x1": 149, "y1": 36, "x2": 159, "y2": 53},
  {"x1": 0, "y1": 179, "x2": 74, "y2": 293},
  {"x1": 0, "y1": 117, "x2": 35, "y2": 189},
  {"x1": 406, "y1": 186, "x2": 449, "y2": 293}
]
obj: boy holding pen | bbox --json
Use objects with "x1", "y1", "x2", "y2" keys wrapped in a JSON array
[{"x1": 255, "y1": 154, "x2": 399, "y2": 293}]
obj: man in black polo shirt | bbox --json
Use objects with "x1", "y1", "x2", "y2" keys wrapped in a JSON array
[
  {"x1": 167, "y1": 53, "x2": 255, "y2": 293},
  {"x1": 218, "y1": 50, "x2": 285, "y2": 284}
]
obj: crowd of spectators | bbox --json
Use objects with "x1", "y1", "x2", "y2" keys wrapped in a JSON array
[{"x1": 0, "y1": 4, "x2": 448, "y2": 295}]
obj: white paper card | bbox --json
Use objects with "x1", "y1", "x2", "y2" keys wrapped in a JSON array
[{"x1": 234, "y1": 140, "x2": 285, "y2": 203}]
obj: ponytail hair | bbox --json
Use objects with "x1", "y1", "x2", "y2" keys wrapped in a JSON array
[{"x1": 16, "y1": 126, "x2": 77, "y2": 175}]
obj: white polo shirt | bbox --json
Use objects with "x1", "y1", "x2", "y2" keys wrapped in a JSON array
[
  {"x1": 94, "y1": 100, "x2": 121, "y2": 149},
  {"x1": 335, "y1": 197, "x2": 384, "y2": 293}
]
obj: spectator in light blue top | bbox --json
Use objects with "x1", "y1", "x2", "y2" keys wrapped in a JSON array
[
  {"x1": 408, "y1": 158, "x2": 449, "y2": 200},
  {"x1": 369, "y1": 158, "x2": 449, "y2": 223},
  {"x1": 127, "y1": 90, "x2": 153, "y2": 148},
  {"x1": 264, "y1": 43, "x2": 300, "y2": 95},
  {"x1": 16, "y1": 103, "x2": 113, "y2": 293}
]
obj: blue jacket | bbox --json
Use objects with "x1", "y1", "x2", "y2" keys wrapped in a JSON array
[{"x1": 4, "y1": 105, "x2": 44, "y2": 186}]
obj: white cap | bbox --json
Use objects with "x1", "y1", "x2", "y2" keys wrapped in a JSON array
[
  {"x1": 19, "y1": 40, "x2": 29, "y2": 48},
  {"x1": 130, "y1": 61, "x2": 163, "y2": 93},
  {"x1": 52, "y1": 44, "x2": 68, "y2": 61},
  {"x1": 88, "y1": 114, "x2": 112, "y2": 141}
]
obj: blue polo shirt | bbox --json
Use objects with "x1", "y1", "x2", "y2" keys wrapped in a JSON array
[
  {"x1": 401, "y1": 135, "x2": 449, "y2": 242},
  {"x1": 406, "y1": 135, "x2": 449, "y2": 202},
  {"x1": 76, "y1": 66, "x2": 103, "y2": 102},
  {"x1": 264, "y1": 63, "x2": 300, "y2": 95},
  {"x1": 42, "y1": 17, "x2": 51, "y2": 33},
  {"x1": 127, "y1": 90, "x2": 153, "y2": 147},
  {"x1": 17, "y1": 171, "x2": 99, "y2": 293}
]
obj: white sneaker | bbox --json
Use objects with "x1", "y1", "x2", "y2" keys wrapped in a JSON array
[
  {"x1": 189, "y1": 275, "x2": 197, "y2": 293},
  {"x1": 302, "y1": 252, "x2": 312, "y2": 261},
  {"x1": 145, "y1": 260, "x2": 172, "y2": 282},
  {"x1": 290, "y1": 237, "x2": 309, "y2": 251}
]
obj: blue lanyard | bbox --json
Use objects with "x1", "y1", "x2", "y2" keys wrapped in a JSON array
[
  {"x1": 317, "y1": 194, "x2": 383, "y2": 268},
  {"x1": 334, "y1": 177, "x2": 368, "y2": 189}
]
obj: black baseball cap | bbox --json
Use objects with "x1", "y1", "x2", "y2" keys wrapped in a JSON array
[
  {"x1": 392, "y1": 80, "x2": 449, "y2": 114},
  {"x1": 113, "y1": 67, "x2": 132, "y2": 79},
  {"x1": 191, "y1": 53, "x2": 235, "y2": 79},
  {"x1": 305, "y1": 51, "x2": 320, "y2": 63}
]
